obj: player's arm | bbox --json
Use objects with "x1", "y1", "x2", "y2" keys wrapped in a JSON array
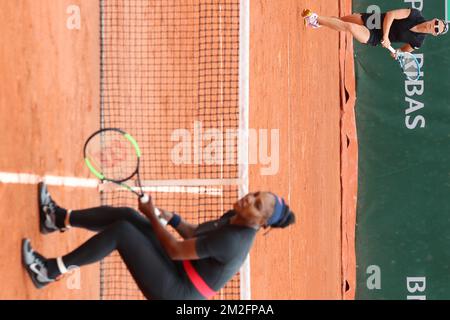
[
  {"x1": 159, "y1": 209, "x2": 198, "y2": 239},
  {"x1": 400, "y1": 44, "x2": 415, "y2": 53},
  {"x1": 139, "y1": 198, "x2": 200, "y2": 260},
  {"x1": 382, "y1": 9, "x2": 412, "y2": 48}
]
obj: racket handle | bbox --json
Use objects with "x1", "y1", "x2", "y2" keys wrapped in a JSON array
[
  {"x1": 140, "y1": 194, "x2": 149, "y2": 204},
  {"x1": 154, "y1": 207, "x2": 168, "y2": 226},
  {"x1": 140, "y1": 195, "x2": 168, "y2": 226},
  {"x1": 387, "y1": 46, "x2": 396, "y2": 54}
]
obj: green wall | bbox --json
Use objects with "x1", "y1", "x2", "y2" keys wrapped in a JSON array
[{"x1": 353, "y1": 0, "x2": 450, "y2": 299}]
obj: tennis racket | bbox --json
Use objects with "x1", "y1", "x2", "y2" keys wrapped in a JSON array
[
  {"x1": 388, "y1": 46, "x2": 421, "y2": 81},
  {"x1": 83, "y1": 128, "x2": 149, "y2": 202}
]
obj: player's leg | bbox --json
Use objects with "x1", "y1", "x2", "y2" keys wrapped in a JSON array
[
  {"x1": 325, "y1": 16, "x2": 370, "y2": 44},
  {"x1": 302, "y1": 10, "x2": 370, "y2": 44},
  {"x1": 23, "y1": 221, "x2": 200, "y2": 299},
  {"x1": 39, "y1": 182, "x2": 153, "y2": 234},
  {"x1": 69, "y1": 206, "x2": 152, "y2": 233},
  {"x1": 340, "y1": 14, "x2": 364, "y2": 25}
]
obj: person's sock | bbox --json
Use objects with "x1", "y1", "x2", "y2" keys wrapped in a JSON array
[
  {"x1": 46, "y1": 257, "x2": 68, "y2": 279},
  {"x1": 54, "y1": 207, "x2": 68, "y2": 229}
]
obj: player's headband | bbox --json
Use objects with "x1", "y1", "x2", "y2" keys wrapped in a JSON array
[
  {"x1": 442, "y1": 21, "x2": 449, "y2": 35},
  {"x1": 437, "y1": 19, "x2": 449, "y2": 35},
  {"x1": 267, "y1": 194, "x2": 286, "y2": 226}
]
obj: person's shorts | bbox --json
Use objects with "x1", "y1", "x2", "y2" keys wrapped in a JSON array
[{"x1": 361, "y1": 13, "x2": 383, "y2": 46}]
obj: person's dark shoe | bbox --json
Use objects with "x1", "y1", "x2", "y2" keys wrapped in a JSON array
[
  {"x1": 38, "y1": 182, "x2": 67, "y2": 234},
  {"x1": 22, "y1": 239, "x2": 56, "y2": 289}
]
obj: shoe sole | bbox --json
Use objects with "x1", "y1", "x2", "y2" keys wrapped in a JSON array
[
  {"x1": 301, "y1": 9, "x2": 320, "y2": 28},
  {"x1": 301, "y1": 9, "x2": 312, "y2": 18},
  {"x1": 38, "y1": 182, "x2": 51, "y2": 235},
  {"x1": 21, "y1": 239, "x2": 46, "y2": 289}
]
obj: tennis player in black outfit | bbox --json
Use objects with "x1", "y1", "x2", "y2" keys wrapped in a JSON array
[
  {"x1": 302, "y1": 8, "x2": 448, "y2": 58},
  {"x1": 22, "y1": 183, "x2": 295, "y2": 299}
]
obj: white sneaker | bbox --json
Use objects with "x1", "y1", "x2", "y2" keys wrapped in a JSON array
[{"x1": 302, "y1": 9, "x2": 321, "y2": 29}]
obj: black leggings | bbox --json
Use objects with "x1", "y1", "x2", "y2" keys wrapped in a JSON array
[{"x1": 56, "y1": 206, "x2": 202, "y2": 300}]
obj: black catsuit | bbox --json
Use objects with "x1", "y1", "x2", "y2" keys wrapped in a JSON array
[
  {"x1": 48, "y1": 207, "x2": 256, "y2": 300},
  {"x1": 361, "y1": 8, "x2": 426, "y2": 48}
]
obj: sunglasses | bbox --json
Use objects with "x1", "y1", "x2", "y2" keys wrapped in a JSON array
[{"x1": 435, "y1": 20, "x2": 443, "y2": 35}]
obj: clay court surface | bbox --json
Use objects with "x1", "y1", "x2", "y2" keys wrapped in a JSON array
[{"x1": 0, "y1": 0, "x2": 355, "y2": 299}]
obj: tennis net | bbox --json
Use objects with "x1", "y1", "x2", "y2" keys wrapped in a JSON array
[{"x1": 99, "y1": 0, "x2": 247, "y2": 300}]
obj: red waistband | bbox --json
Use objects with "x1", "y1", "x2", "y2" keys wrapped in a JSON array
[{"x1": 182, "y1": 260, "x2": 216, "y2": 299}]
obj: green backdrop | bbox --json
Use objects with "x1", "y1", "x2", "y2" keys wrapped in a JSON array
[{"x1": 353, "y1": 0, "x2": 450, "y2": 299}]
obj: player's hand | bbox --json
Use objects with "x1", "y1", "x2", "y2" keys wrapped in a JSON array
[
  {"x1": 138, "y1": 194, "x2": 155, "y2": 216},
  {"x1": 159, "y1": 209, "x2": 174, "y2": 221},
  {"x1": 390, "y1": 51, "x2": 398, "y2": 60},
  {"x1": 381, "y1": 37, "x2": 391, "y2": 49}
]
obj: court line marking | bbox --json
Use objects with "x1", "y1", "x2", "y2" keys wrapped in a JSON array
[
  {"x1": 239, "y1": 0, "x2": 251, "y2": 301},
  {"x1": 0, "y1": 172, "x2": 238, "y2": 196},
  {"x1": 140, "y1": 178, "x2": 243, "y2": 187},
  {"x1": 0, "y1": 172, "x2": 98, "y2": 188},
  {"x1": 99, "y1": 184, "x2": 224, "y2": 196}
]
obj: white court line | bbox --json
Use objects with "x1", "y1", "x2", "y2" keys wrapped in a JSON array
[
  {"x1": 219, "y1": 3, "x2": 225, "y2": 237},
  {"x1": 239, "y1": 0, "x2": 251, "y2": 301},
  {"x1": 0, "y1": 172, "x2": 226, "y2": 196},
  {"x1": 0, "y1": 172, "x2": 98, "y2": 188},
  {"x1": 142, "y1": 186, "x2": 222, "y2": 196},
  {"x1": 99, "y1": 184, "x2": 223, "y2": 196},
  {"x1": 140, "y1": 178, "x2": 243, "y2": 187}
]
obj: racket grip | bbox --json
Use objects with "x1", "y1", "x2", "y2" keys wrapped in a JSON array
[
  {"x1": 140, "y1": 194, "x2": 149, "y2": 204},
  {"x1": 387, "y1": 46, "x2": 396, "y2": 54},
  {"x1": 154, "y1": 207, "x2": 168, "y2": 226}
]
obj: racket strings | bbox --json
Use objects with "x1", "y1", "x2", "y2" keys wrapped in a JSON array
[
  {"x1": 86, "y1": 131, "x2": 139, "y2": 182},
  {"x1": 399, "y1": 54, "x2": 420, "y2": 80}
]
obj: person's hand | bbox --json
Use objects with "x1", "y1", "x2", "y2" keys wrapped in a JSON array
[
  {"x1": 381, "y1": 37, "x2": 391, "y2": 49},
  {"x1": 138, "y1": 194, "x2": 155, "y2": 217},
  {"x1": 390, "y1": 50, "x2": 399, "y2": 60},
  {"x1": 159, "y1": 209, "x2": 174, "y2": 222}
]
